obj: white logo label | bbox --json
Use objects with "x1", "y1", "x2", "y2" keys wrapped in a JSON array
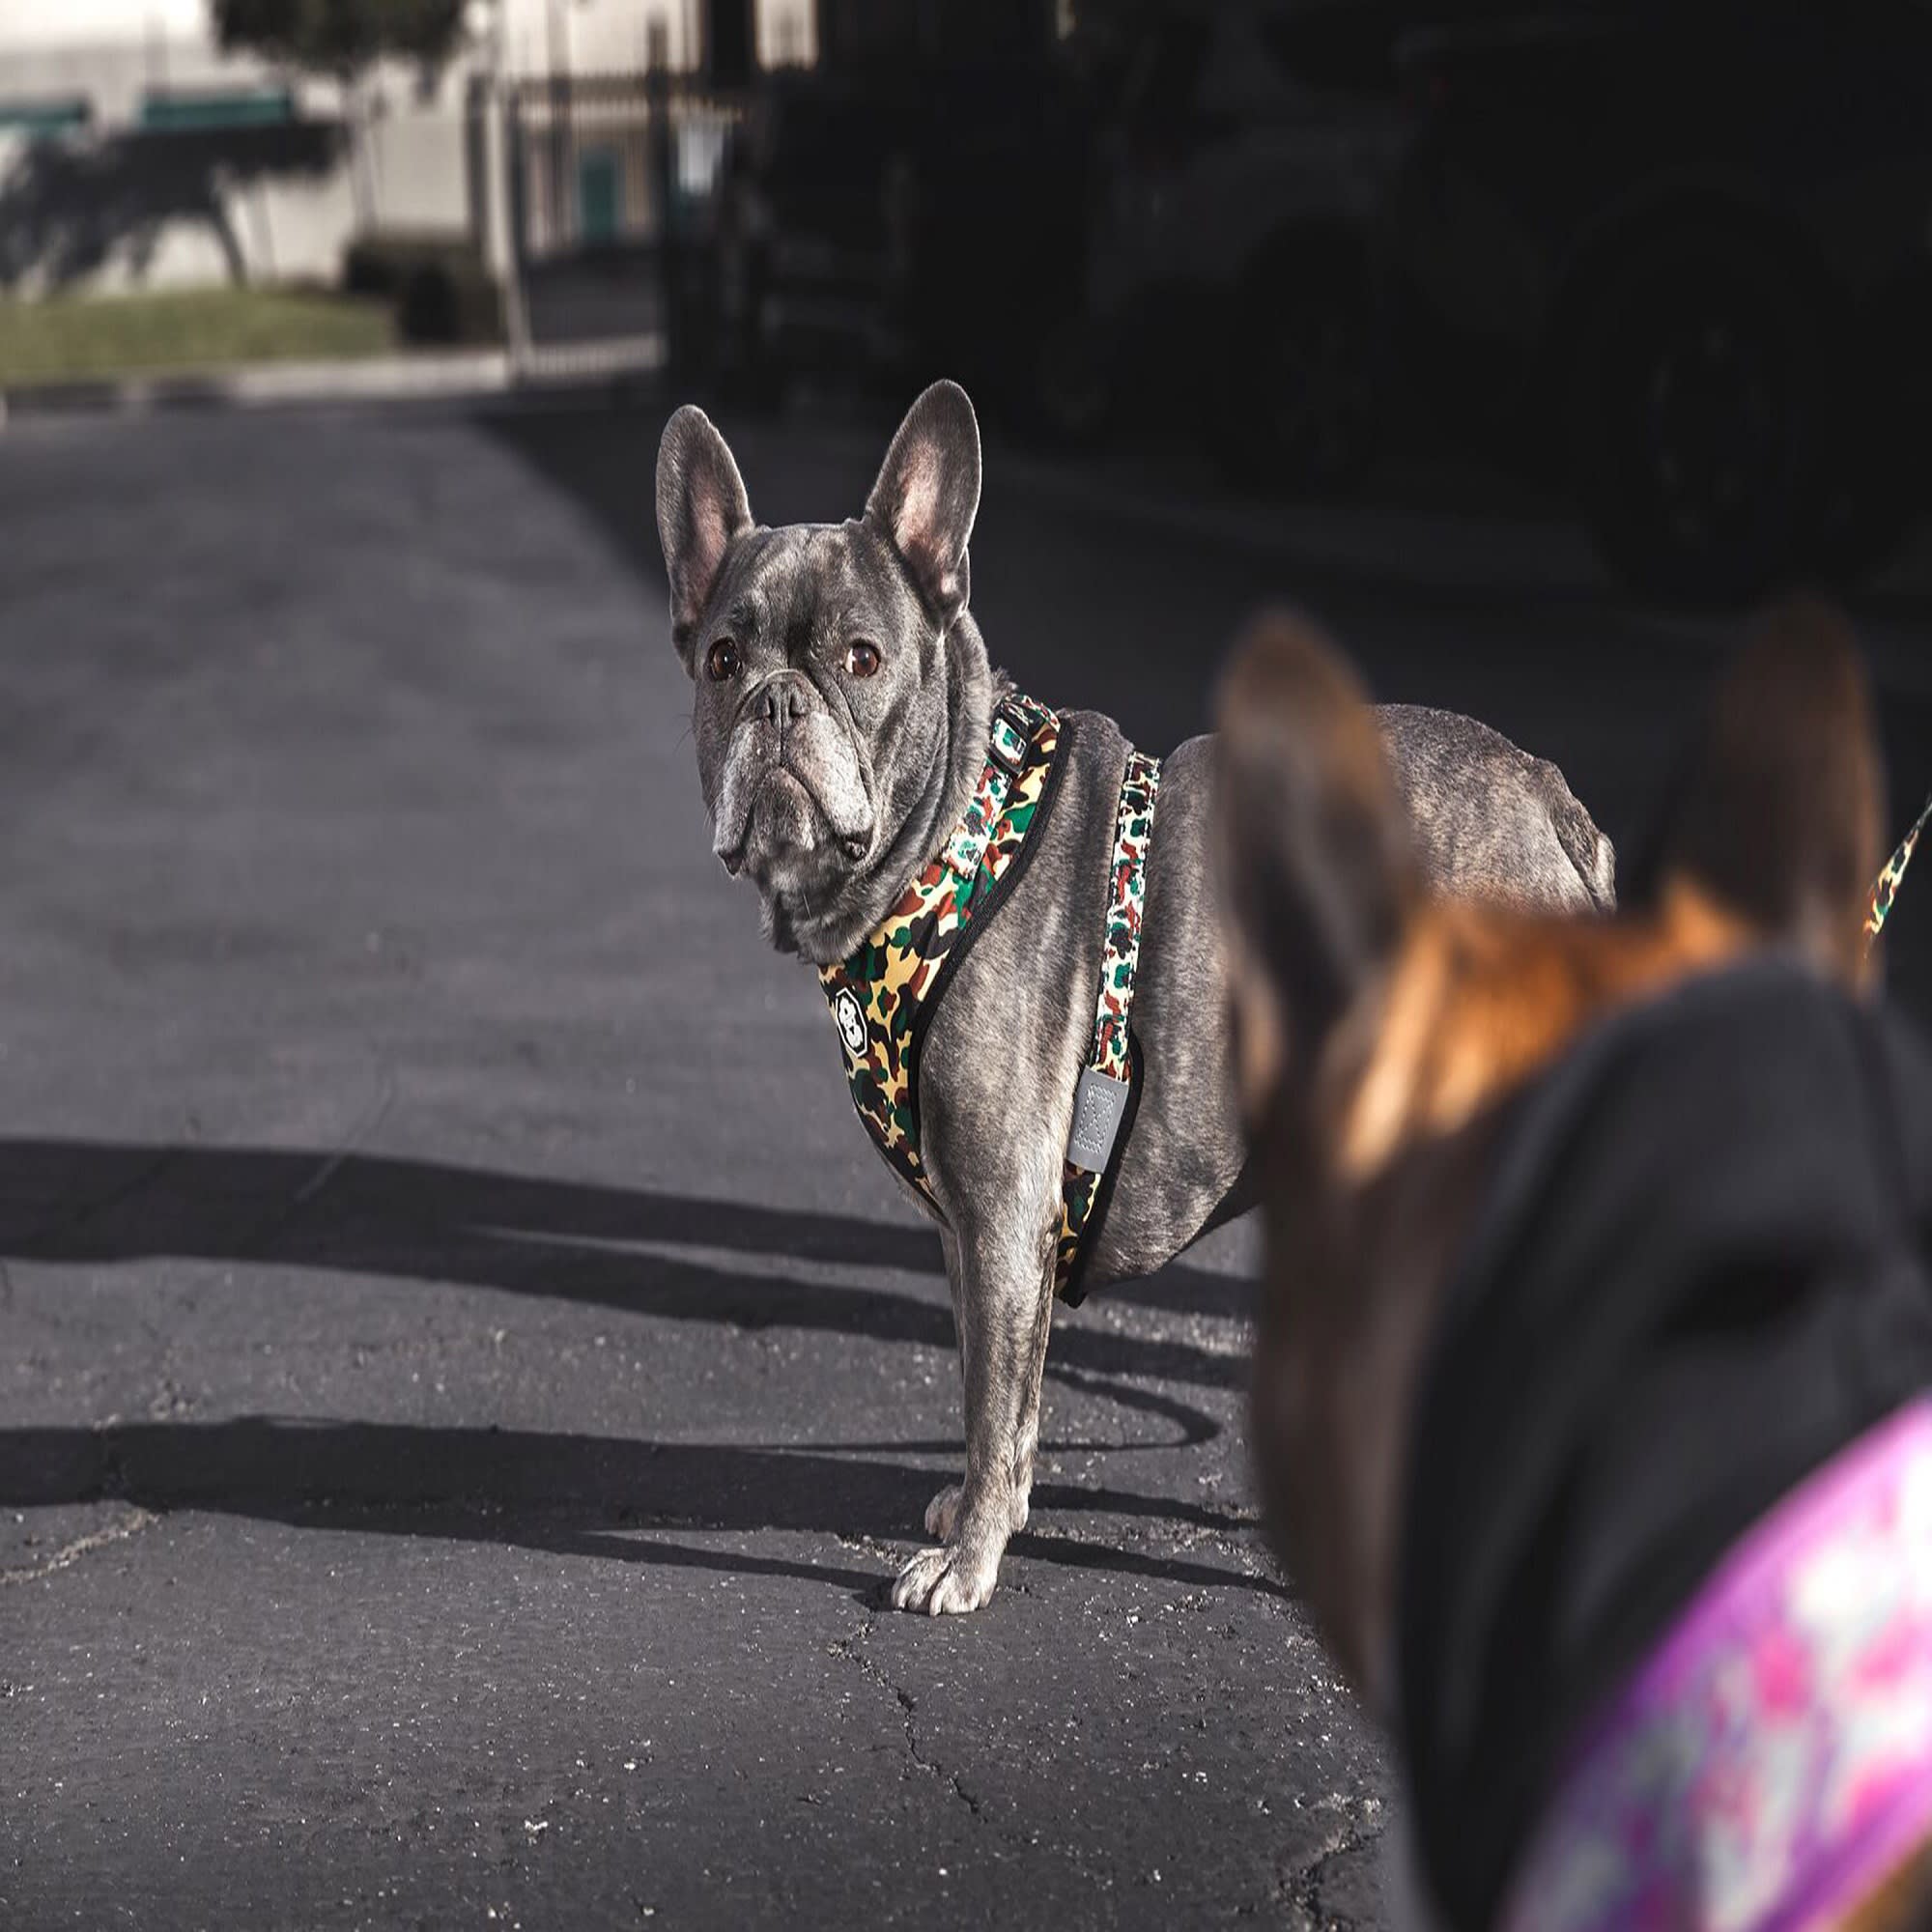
[{"x1": 835, "y1": 988, "x2": 867, "y2": 1057}]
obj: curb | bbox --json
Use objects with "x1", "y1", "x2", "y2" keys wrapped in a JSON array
[{"x1": 0, "y1": 336, "x2": 665, "y2": 424}]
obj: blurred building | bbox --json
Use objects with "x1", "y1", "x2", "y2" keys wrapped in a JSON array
[
  {"x1": 0, "y1": 0, "x2": 813, "y2": 298},
  {"x1": 496, "y1": 1, "x2": 814, "y2": 76}
]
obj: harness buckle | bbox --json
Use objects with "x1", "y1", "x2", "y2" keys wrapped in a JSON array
[{"x1": 988, "y1": 703, "x2": 1032, "y2": 776}]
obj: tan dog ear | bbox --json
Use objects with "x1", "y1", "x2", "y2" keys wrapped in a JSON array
[
  {"x1": 1647, "y1": 594, "x2": 1885, "y2": 987},
  {"x1": 1214, "y1": 611, "x2": 1417, "y2": 1121}
]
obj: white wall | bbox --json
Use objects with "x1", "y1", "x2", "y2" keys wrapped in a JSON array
[
  {"x1": 0, "y1": 0, "x2": 207, "y2": 50},
  {"x1": 364, "y1": 108, "x2": 471, "y2": 231},
  {"x1": 0, "y1": 117, "x2": 370, "y2": 294}
]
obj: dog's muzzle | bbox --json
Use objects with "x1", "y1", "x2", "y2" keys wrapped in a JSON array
[{"x1": 713, "y1": 674, "x2": 873, "y2": 875}]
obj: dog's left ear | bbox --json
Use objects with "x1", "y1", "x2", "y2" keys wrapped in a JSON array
[
  {"x1": 1215, "y1": 611, "x2": 1417, "y2": 1124},
  {"x1": 866, "y1": 381, "x2": 981, "y2": 624}
]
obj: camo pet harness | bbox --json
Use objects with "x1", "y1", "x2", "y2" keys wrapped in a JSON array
[{"x1": 818, "y1": 694, "x2": 1160, "y2": 1303}]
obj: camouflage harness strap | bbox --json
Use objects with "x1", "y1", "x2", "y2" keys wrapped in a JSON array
[
  {"x1": 1054, "y1": 750, "x2": 1161, "y2": 1299},
  {"x1": 819, "y1": 697, "x2": 1160, "y2": 1303},
  {"x1": 1865, "y1": 791, "x2": 1931, "y2": 953},
  {"x1": 820, "y1": 693, "x2": 1063, "y2": 1207}
]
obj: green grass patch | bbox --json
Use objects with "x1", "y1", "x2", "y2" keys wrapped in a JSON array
[{"x1": 0, "y1": 287, "x2": 397, "y2": 387}]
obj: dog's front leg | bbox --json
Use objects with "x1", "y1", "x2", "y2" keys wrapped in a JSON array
[{"x1": 892, "y1": 1206, "x2": 1055, "y2": 1616}]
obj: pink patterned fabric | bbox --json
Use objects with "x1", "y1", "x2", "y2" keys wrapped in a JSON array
[{"x1": 1502, "y1": 1398, "x2": 1932, "y2": 1932}]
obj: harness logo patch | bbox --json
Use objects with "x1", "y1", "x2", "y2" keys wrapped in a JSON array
[
  {"x1": 1066, "y1": 1066, "x2": 1131, "y2": 1174},
  {"x1": 834, "y1": 987, "x2": 867, "y2": 1058}
]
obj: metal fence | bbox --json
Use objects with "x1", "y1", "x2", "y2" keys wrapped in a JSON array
[{"x1": 502, "y1": 71, "x2": 743, "y2": 379}]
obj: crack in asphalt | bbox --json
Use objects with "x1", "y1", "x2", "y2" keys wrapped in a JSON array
[
  {"x1": 0, "y1": 1503, "x2": 157, "y2": 1585},
  {"x1": 1279, "y1": 1795, "x2": 1387, "y2": 1931},
  {"x1": 825, "y1": 1608, "x2": 1123, "y2": 1891},
  {"x1": 830, "y1": 1610, "x2": 986, "y2": 1823}
]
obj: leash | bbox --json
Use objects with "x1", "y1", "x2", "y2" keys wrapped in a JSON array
[{"x1": 1865, "y1": 790, "x2": 1931, "y2": 953}]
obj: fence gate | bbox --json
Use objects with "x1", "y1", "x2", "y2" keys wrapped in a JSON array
[{"x1": 501, "y1": 71, "x2": 742, "y2": 383}]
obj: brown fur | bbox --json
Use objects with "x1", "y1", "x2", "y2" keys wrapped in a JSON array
[
  {"x1": 1333, "y1": 878, "x2": 1753, "y2": 1181},
  {"x1": 1216, "y1": 600, "x2": 1924, "y2": 1925},
  {"x1": 1844, "y1": 1838, "x2": 1932, "y2": 1932}
]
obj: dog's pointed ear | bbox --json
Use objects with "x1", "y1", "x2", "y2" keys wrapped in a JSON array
[
  {"x1": 1640, "y1": 594, "x2": 1884, "y2": 987},
  {"x1": 865, "y1": 381, "x2": 980, "y2": 624},
  {"x1": 657, "y1": 405, "x2": 753, "y2": 668},
  {"x1": 1214, "y1": 611, "x2": 1417, "y2": 1122}
]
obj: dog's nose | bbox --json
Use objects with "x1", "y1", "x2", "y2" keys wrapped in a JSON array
[{"x1": 755, "y1": 677, "x2": 810, "y2": 728}]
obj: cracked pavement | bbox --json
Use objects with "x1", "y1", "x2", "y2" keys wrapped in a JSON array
[{"x1": 2, "y1": 398, "x2": 1926, "y2": 1928}]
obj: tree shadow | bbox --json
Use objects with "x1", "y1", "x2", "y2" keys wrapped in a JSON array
[
  {"x1": 0, "y1": 1138, "x2": 1275, "y2": 1594},
  {"x1": 0, "y1": 124, "x2": 342, "y2": 293},
  {"x1": 0, "y1": 1135, "x2": 1252, "y2": 1358},
  {"x1": 0, "y1": 1414, "x2": 1283, "y2": 1604}
]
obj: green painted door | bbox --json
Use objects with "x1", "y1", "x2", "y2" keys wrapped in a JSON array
[{"x1": 579, "y1": 150, "x2": 621, "y2": 244}]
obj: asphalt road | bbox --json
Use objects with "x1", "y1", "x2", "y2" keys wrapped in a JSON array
[{"x1": 2, "y1": 394, "x2": 1927, "y2": 1931}]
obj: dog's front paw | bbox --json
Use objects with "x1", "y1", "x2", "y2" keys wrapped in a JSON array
[
  {"x1": 923, "y1": 1483, "x2": 964, "y2": 1540},
  {"x1": 891, "y1": 1537, "x2": 1001, "y2": 1616}
]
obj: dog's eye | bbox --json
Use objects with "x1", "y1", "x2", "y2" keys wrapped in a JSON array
[
  {"x1": 844, "y1": 639, "x2": 881, "y2": 679},
  {"x1": 705, "y1": 639, "x2": 740, "y2": 682}
]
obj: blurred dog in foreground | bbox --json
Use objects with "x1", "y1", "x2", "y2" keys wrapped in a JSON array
[
  {"x1": 655, "y1": 380, "x2": 1613, "y2": 1616},
  {"x1": 1217, "y1": 600, "x2": 1932, "y2": 1931}
]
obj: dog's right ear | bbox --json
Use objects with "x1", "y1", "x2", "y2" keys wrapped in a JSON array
[
  {"x1": 1640, "y1": 594, "x2": 1884, "y2": 988},
  {"x1": 656, "y1": 406, "x2": 753, "y2": 670},
  {"x1": 1214, "y1": 611, "x2": 1417, "y2": 1123}
]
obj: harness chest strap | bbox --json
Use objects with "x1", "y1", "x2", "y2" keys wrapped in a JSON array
[
  {"x1": 818, "y1": 696, "x2": 1161, "y2": 1302},
  {"x1": 818, "y1": 693, "x2": 1062, "y2": 1203}
]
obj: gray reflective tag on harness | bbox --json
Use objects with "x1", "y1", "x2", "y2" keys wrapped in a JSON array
[{"x1": 1067, "y1": 1066, "x2": 1131, "y2": 1174}]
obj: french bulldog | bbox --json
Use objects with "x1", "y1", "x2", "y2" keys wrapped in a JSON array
[
  {"x1": 654, "y1": 380, "x2": 1614, "y2": 1616},
  {"x1": 1215, "y1": 599, "x2": 1932, "y2": 1930}
]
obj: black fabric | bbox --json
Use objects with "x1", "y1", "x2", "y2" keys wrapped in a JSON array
[{"x1": 1397, "y1": 958, "x2": 1932, "y2": 1931}]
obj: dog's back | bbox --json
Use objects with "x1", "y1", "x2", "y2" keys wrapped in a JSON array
[{"x1": 1379, "y1": 703, "x2": 1616, "y2": 915}]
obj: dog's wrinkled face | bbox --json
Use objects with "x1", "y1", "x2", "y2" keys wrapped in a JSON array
[
  {"x1": 1213, "y1": 598, "x2": 1884, "y2": 1702},
  {"x1": 655, "y1": 382, "x2": 982, "y2": 958},
  {"x1": 692, "y1": 521, "x2": 921, "y2": 892}
]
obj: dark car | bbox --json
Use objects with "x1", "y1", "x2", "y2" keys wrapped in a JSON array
[
  {"x1": 1072, "y1": 0, "x2": 1410, "y2": 481},
  {"x1": 1387, "y1": 0, "x2": 1932, "y2": 602}
]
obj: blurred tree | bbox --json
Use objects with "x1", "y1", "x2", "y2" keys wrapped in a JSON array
[
  {"x1": 213, "y1": 0, "x2": 470, "y2": 71},
  {"x1": 212, "y1": 0, "x2": 471, "y2": 225}
]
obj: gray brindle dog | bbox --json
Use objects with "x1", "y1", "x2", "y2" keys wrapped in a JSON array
[{"x1": 655, "y1": 381, "x2": 1613, "y2": 1616}]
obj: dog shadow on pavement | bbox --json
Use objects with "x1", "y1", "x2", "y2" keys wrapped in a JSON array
[{"x1": 0, "y1": 1139, "x2": 1276, "y2": 1605}]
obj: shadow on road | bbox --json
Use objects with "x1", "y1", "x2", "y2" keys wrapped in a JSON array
[
  {"x1": 0, "y1": 1417, "x2": 1279, "y2": 1603},
  {"x1": 1, "y1": 1139, "x2": 1271, "y2": 1599},
  {"x1": 0, "y1": 1136, "x2": 1250, "y2": 1335}
]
